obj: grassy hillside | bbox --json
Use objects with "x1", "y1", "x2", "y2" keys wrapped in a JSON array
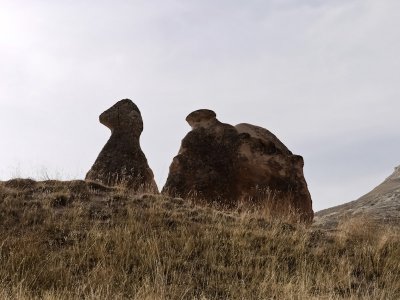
[{"x1": 0, "y1": 179, "x2": 399, "y2": 299}]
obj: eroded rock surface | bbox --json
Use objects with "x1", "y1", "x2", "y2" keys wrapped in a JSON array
[
  {"x1": 86, "y1": 99, "x2": 158, "y2": 192},
  {"x1": 314, "y1": 165, "x2": 400, "y2": 228},
  {"x1": 162, "y1": 109, "x2": 313, "y2": 221}
]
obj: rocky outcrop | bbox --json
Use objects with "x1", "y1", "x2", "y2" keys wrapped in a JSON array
[
  {"x1": 85, "y1": 99, "x2": 158, "y2": 192},
  {"x1": 162, "y1": 109, "x2": 313, "y2": 221},
  {"x1": 314, "y1": 165, "x2": 400, "y2": 228}
]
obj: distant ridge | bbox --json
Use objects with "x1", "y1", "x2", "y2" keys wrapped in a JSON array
[{"x1": 314, "y1": 165, "x2": 400, "y2": 228}]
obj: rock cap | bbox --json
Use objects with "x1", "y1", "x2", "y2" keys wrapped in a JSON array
[
  {"x1": 99, "y1": 99, "x2": 142, "y2": 134},
  {"x1": 186, "y1": 109, "x2": 217, "y2": 129}
]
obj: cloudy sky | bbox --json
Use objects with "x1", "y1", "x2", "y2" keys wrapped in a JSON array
[{"x1": 1, "y1": 0, "x2": 399, "y2": 211}]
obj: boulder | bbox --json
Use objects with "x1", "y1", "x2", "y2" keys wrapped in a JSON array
[
  {"x1": 162, "y1": 109, "x2": 313, "y2": 221},
  {"x1": 86, "y1": 99, "x2": 158, "y2": 192}
]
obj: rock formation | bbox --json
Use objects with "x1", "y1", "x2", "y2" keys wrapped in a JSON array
[
  {"x1": 162, "y1": 109, "x2": 313, "y2": 221},
  {"x1": 314, "y1": 165, "x2": 400, "y2": 228},
  {"x1": 86, "y1": 99, "x2": 158, "y2": 192}
]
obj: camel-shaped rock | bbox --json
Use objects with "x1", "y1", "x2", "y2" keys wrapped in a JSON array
[{"x1": 162, "y1": 109, "x2": 313, "y2": 221}]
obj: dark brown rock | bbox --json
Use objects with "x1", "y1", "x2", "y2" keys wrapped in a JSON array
[
  {"x1": 162, "y1": 109, "x2": 313, "y2": 221},
  {"x1": 85, "y1": 99, "x2": 158, "y2": 192}
]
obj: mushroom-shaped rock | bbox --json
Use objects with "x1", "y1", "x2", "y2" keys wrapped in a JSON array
[
  {"x1": 162, "y1": 109, "x2": 313, "y2": 222},
  {"x1": 85, "y1": 99, "x2": 158, "y2": 192}
]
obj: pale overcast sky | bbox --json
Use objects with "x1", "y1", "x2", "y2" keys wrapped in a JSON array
[{"x1": 1, "y1": 0, "x2": 399, "y2": 211}]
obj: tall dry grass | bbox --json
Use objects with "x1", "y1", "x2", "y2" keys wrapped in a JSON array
[{"x1": 0, "y1": 179, "x2": 399, "y2": 299}]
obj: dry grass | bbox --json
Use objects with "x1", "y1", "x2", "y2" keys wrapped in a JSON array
[{"x1": 0, "y1": 179, "x2": 399, "y2": 299}]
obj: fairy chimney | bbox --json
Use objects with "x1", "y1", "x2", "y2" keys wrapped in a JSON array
[
  {"x1": 163, "y1": 109, "x2": 313, "y2": 221},
  {"x1": 85, "y1": 99, "x2": 158, "y2": 192}
]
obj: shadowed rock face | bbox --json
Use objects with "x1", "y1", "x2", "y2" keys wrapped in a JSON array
[
  {"x1": 85, "y1": 99, "x2": 158, "y2": 192},
  {"x1": 162, "y1": 109, "x2": 313, "y2": 222}
]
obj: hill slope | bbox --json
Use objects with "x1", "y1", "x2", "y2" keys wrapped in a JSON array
[
  {"x1": 0, "y1": 179, "x2": 399, "y2": 299},
  {"x1": 315, "y1": 166, "x2": 400, "y2": 228}
]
